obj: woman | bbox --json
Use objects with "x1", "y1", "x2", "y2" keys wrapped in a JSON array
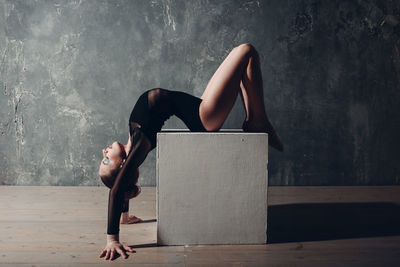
[{"x1": 99, "y1": 43, "x2": 283, "y2": 261}]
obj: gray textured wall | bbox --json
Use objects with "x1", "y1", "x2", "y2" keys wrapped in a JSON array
[{"x1": 1, "y1": 0, "x2": 399, "y2": 186}]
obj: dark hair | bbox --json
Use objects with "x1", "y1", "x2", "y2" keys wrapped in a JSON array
[{"x1": 100, "y1": 168, "x2": 141, "y2": 199}]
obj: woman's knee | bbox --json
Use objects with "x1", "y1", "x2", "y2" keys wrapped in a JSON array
[{"x1": 234, "y1": 43, "x2": 258, "y2": 58}]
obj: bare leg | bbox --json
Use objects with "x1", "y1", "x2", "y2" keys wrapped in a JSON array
[
  {"x1": 239, "y1": 47, "x2": 268, "y2": 123},
  {"x1": 200, "y1": 45, "x2": 247, "y2": 131},
  {"x1": 238, "y1": 80, "x2": 251, "y2": 121},
  {"x1": 199, "y1": 43, "x2": 283, "y2": 151}
]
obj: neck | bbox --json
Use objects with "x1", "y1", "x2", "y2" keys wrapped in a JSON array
[
  {"x1": 123, "y1": 144, "x2": 130, "y2": 156},
  {"x1": 125, "y1": 134, "x2": 133, "y2": 155}
]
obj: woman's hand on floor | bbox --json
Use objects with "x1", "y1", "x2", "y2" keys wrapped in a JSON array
[
  {"x1": 99, "y1": 234, "x2": 135, "y2": 261},
  {"x1": 99, "y1": 241, "x2": 134, "y2": 261},
  {"x1": 120, "y1": 213, "x2": 143, "y2": 224}
]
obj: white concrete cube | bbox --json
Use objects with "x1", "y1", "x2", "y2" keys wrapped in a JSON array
[{"x1": 156, "y1": 130, "x2": 268, "y2": 245}]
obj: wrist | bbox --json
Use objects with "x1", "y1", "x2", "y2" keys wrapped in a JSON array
[{"x1": 107, "y1": 234, "x2": 119, "y2": 243}]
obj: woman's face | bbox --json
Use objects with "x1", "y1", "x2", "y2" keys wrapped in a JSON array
[{"x1": 98, "y1": 141, "x2": 127, "y2": 177}]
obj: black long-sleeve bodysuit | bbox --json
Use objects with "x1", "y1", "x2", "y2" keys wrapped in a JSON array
[{"x1": 107, "y1": 88, "x2": 207, "y2": 235}]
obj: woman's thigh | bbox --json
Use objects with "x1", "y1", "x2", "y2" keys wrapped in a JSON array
[{"x1": 199, "y1": 44, "x2": 251, "y2": 131}]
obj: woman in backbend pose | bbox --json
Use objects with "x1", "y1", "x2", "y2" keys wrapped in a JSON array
[{"x1": 98, "y1": 43, "x2": 283, "y2": 261}]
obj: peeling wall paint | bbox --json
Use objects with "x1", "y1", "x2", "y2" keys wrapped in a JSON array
[{"x1": 0, "y1": 0, "x2": 399, "y2": 186}]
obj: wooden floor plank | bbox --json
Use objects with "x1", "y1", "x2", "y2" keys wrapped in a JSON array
[{"x1": 0, "y1": 186, "x2": 399, "y2": 266}]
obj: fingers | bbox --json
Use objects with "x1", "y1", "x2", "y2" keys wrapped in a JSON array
[
  {"x1": 110, "y1": 250, "x2": 115, "y2": 261},
  {"x1": 105, "y1": 249, "x2": 111, "y2": 260},
  {"x1": 101, "y1": 245, "x2": 134, "y2": 261},
  {"x1": 116, "y1": 248, "x2": 128, "y2": 259},
  {"x1": 99, "y1": 250, "x2": 106, "y2": 258},
  {"x1": 123, "y1": 245, "x2": 135, "y2": 253}
]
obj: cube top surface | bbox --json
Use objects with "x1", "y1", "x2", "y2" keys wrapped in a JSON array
[{"x1": 159, "y1": 129, "x2": 268, "y2": 135}]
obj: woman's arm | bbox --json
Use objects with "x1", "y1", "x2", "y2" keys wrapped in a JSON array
[
  {"x1": 100, "y1": 128, "x2": 151, "y2": 260},
  {"x1": 107, "y1": 128, "x2": 149, "y2": 234}
]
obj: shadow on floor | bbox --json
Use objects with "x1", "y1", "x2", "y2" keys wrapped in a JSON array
[
  {"x1": 139, "y1": 219, "x2": 157, "y2": 224},
  {"x1": 267, "y1": 202, "x2": 400, "y2": 243},
  {"x1": 129, "y1": 243, "x2": 158, "y2": 249}
]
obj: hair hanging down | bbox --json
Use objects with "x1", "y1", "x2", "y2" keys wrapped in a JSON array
[{"x1": 100, "y1": 167, "x2": 141, "y2": 199}]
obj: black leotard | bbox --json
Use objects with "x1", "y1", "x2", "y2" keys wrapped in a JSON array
[
  {"x1": 129, "y1": 88, "x2": 207, "y2": 148},
  {"x1": 106, "y1": 88, "x2": 207, "y2": 235}
]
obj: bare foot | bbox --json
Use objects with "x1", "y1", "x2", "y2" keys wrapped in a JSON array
[
  {"x1": 120, "y1": 215, "x2": 143, "y2": 224},
  {"x1": 242, "y1": 119, "x2": 284, "y2": 152}
]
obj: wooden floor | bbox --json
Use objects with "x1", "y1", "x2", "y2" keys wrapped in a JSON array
[{"x1": 0, "y1": 186, "x2": 399, "y2": 266}]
